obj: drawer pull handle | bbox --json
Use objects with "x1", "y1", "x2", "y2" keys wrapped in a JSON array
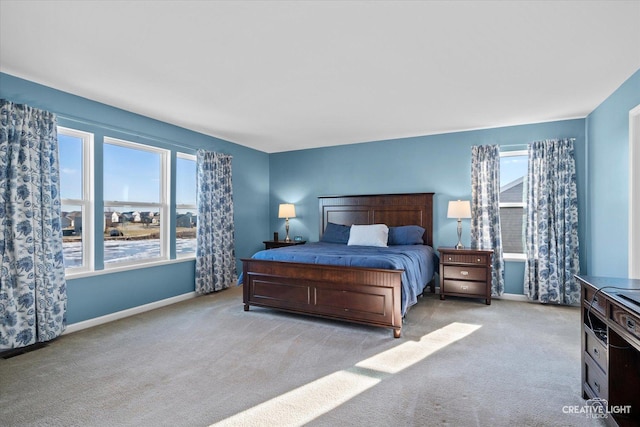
[
  {"x1": 461, "y1": 285, "x2": 469, "y2": 290},
  {"x1": 476, "y1": 258, "x2": 481, "y2": 262},
  {"x1": 593, "y1": 347, "x2": 599, "y2": 356},
  {"x1": 593, "y1": 296, "x2": 599, "y2": 304},
  {"x1": 460, "y1": 271, "x2": 469, "y2": 276},
  {"x1": 448, "y1": 256, "x2": 452, "y2": 261},
  {"x1": 593, "y1": 381, "x2": 600, "y2": 393},
  {"x1": 627, "y1": 317, "x2": 636, "y2": 330}
]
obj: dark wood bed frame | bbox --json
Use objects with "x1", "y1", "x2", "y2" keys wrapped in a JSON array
[{"x1": 242, "y1": 193, "x2": 435, "y2": 338}]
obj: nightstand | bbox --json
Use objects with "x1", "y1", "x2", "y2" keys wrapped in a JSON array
[
  {"x1": 438, "y1": 247, "x2": 493, "y2": 305},
  {"x1": 263, "y1": 240, "x2": 306, "y2": 250}
]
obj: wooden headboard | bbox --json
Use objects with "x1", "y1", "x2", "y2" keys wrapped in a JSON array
[{"x1": 318, "y1": 193, "x2": 435, "y2": 247}]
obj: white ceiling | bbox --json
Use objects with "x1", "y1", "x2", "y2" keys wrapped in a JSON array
[{"x1": 1, "y1": 1, "x2": 639, "y2": 153}]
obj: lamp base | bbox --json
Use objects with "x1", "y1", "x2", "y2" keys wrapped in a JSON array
[
  {"x1": 285, "y1": 219, "x2": 291, "y2": 242},
  {"x1": 455, "y1": 219, "x2": 464, "y2": 250}
]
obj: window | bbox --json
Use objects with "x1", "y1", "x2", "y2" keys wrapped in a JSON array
[
  {"x1": 499, "y1": 150, "x2": 527, "y2": 258},
  {"x1": 58, "y1": 125, "x2": 190, "y2": 275},
  {"x1": 103, "y1": 137, "x2": 169, "y2": 266},
  {"x1": 59, "y1": 127, "x2": 94, "y2": 273},
  {"x1": 176, "y1": 153, "x2": 197, "y2": 257}
]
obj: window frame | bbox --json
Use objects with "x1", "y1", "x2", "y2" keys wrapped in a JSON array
[
  {"x1": 102, "y1": 136, "x2": 170, "y2": 269},
  {"x1": 175, "y1": 152, "x2": 197, "y2": 259},
  {"x1": 58, "y1": 126, "x2": 95, "y2": 274},
  {"x1": 499, "y1": 149, "x2": 528, "y2": 261}
]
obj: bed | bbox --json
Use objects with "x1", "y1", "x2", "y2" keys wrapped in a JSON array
[{"x1": 241, "y1": 193, "x2": 436, "y2": 338}]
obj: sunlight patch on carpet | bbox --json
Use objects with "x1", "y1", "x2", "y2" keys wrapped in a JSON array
[
  {"x1": 356, "y1": 322, "x2": 482, "y2": 374},
  {"x1": 210, "y1": 322, "x2": 481, "y2": 426},
  {"x1": 211, "y1": 368, "x2": 382, "y2": 426}
]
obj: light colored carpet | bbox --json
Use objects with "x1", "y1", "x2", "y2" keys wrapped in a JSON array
[{"x1": 0, "y1": 286, "x2": 604, "y2": 427}]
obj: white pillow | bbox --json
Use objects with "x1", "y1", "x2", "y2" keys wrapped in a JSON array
[{"x1": 347, "y1": 224, "x2": 389, "y2": 247}]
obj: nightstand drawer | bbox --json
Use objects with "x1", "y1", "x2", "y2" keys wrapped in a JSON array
[
  {"x1": 443, "y1": 266, "x2": 486, "y2": 281},
  {"x1": 442, "y1": 279, "x2": 486, "y2": 296},
  {"x1": 441, "y1": 253, "x2": 488, "y2": 264}
]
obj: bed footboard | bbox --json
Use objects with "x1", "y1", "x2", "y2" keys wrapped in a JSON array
[{"x1": 242, "y1": 259, "x2": 404, "y2": 338}]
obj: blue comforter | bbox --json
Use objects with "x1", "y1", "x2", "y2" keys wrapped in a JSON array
[{"x1": 244, "y1": 242, "x2": 438, "y2": 316}]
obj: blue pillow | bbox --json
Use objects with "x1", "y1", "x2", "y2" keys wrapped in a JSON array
[
  {"x1": 388, "y1": 225, "x2": 425, "y2": 245},
  {"x1": 321, "y1": 222, "x2": 351, "y2": 244}
]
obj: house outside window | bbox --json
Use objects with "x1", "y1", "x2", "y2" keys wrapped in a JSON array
[
  {"x1": 103, "y1": 137, "x2": 169, "y2": 266},
  {"x1": 176, "y1": 153, "x2": 197, "y2": 257},
  {"x1": 499, "y1": 150, "x2": 527, "y2": 259},
  {"x1": 58, "y1": 127, "x2": 94, "y2": 273}
]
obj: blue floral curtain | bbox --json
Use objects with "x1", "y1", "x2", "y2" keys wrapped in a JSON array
[
  {"x1": 195, "y1": 150, "x2": 236, "y2": 294},
  {"x1": 470, "y1": 145, "x2": 505, "y2": 296},
  {"x1": 524, "y1": 139, "x2": 580, "y2": 304},
  {"x1": 0, "y1": 100, "x2": 67, "y2": 349}
]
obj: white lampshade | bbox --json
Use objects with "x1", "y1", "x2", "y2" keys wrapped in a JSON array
[
  {"x1": 278, "y1": 203, "x2": 296, "y2": 219},
  {"x1": 447, "y1": 200, "x2": 471, "y2": 219}
]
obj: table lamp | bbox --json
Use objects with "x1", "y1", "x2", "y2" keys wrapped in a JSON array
[
  {"x1": 447, "y1": 200, "x2": 471, "y2": 249},
  {"x1": 278, "y1": 203, "x2": 296, "y2": 242}
]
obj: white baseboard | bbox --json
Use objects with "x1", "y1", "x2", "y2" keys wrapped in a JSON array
[
  {"x1": 64, "y1": 292, "x2": 197, "y2": 335},
  {"x1": 493, "y1": 293, "x2": 528, "y2": 302}
]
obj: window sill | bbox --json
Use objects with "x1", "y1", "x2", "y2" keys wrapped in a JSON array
[
  {"x1": 65, "y1": 256, "x2": 196, "y2": 280},
  {"x1": 504, "y1": 254, "x2": 526, "y2": 262}
]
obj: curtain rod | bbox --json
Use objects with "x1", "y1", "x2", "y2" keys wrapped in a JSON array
[
  {"x1": 500, "y1": 137, "x2": 576, "y2": 148},
  {"x1": 57, "y1": 113, "x2": 199, "y2": 152}
]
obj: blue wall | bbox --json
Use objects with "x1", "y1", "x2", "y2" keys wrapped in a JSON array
[
  {"x1": 2, "y1": 66, "x2": 637, "y2": 322},
  {"x1": 586, "y1": 69, "x2": 640, "y2": 277},
  {"x1": 270, "y1": 119, "x2": 587, "y2": 295},
  {"x1": 0, "y1": 73, "x2": 271, "y2": 323}
]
